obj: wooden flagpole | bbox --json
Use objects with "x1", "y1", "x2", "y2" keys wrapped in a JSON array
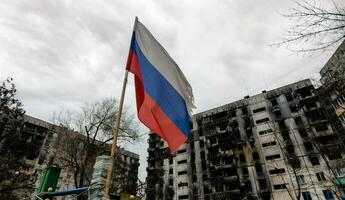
[{"x1": 104, "y1": 70, "x2": 129, "y2": 198}]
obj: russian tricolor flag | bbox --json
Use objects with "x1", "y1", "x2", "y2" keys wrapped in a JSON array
[{"x1": 126, "y1": 17, "x2": 195, "y2": 153}]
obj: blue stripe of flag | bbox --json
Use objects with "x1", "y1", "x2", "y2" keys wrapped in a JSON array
[{"x1": 131, "y1": 34, "x2": 191, "y2": 137}]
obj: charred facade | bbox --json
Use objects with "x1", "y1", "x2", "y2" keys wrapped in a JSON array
[{"x1": 146, "y1": 79, "x2": 345, "y2": 200}]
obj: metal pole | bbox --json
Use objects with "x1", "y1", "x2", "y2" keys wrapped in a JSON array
[{"x1": 104, "y1": 70, "x2": 129, "y2": 198}]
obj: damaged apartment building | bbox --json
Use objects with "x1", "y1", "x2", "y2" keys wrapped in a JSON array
[
  {"x1": 146, "y1": 79, "x2": 345, "y2": 200},
  {"x1": 320, "y1": 40, "x2": 345, "y2": 127},
  {"x1": 2, "y1": 115, "x2": 139, "y2": 199}
]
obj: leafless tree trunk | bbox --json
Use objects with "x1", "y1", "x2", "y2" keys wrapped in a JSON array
[{"x1": 53, "y1": 97, "x2": 141, "y2": 191}]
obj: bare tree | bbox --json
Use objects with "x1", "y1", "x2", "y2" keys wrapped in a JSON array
[
  {"x1": 53, "y1": 97, "x2": 141, "y2": 189},
  {"x1": 275, "y1": 0, "x2": 345, "y2": 53}
]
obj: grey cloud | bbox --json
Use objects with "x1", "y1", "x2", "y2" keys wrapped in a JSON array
[{"x1": 0, "y1": 0, "x2": 340, "y2": 181}]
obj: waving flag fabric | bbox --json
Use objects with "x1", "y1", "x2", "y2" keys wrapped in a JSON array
[{"x1": 126, "y1": 17, "x2": 195, "y2": 153}]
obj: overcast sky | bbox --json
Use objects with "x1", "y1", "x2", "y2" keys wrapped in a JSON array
[{"x1": 0, "y1": 0, "x2": 342, "y2": 180}]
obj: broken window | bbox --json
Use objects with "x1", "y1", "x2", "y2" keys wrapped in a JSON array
[
  {"x1": 290, "y1": 104, "x2": 298, "y2": 113},
  {"x1": 327, "y1": 153, "x2": 342, "y2": 160},
  {"x1": 202, "y1": 162, "x2": 207, "y2": 171},
  {"x1": 273, "y1": 184, "x2": 287, "y2": 190},
  {"x1": 304, "y1": 142, "x2": 313, "y2": 152},
  {"x1": 177, "y1": 149, "x2": 187, "y2": 154},
  {"x1": 316, "y1": 172, "x2": 326, "y2": 181},
  {"x1": 271, "y1": 99, "x2": 278, "y2": 106},
  {"x1": 262, "y1": 141, "x2": 277, "y2": 147},
  {"x1": 239, "y1": 153, "x2": 246, "y2": 162},
  {"x1": 256, "y1": 118, "x2": 270, "y2": 124},
  {"x1": 258, "y1": 179, "x2": 267, "y2": 189},
  {"x1": 211, "y1": 159, "x2": 220, "y2": 166},
  {"x1": 209, "y1": 138, "x2": 217, "y2": 145},
  {"x1": 200, "y1": 140, "x2": 205, "y2": 148},
  {"x1": 178, "y1": 160, "x2": 187, "y2": 164},
  {"x1": 179, "y1": 195, "x2": 189, "y2": 200},
  {"x1": 294, "y1": 117, "x2": 303, "y2": 126},
  {"x1": 202, "y1": 173, "x2": 208, "y2": 181},
  {"x1": 269, "y1": 168, "x2": 286, "y2": 175},
  {"x1": 252, "y1": 152, "x2": 260, "y2": 160},
  {"x1": 315, "y1": 124, "x2": 329, "y2": 132},
  {"x1": 286, "y1": 94, "x2": 293, "y2": 102},
  {"x1": 302, "y1": 191, "x2": 312, "y2": 200},
  {"x1": 323, "y1": 189, "x2": 334, "y2": 200},
  {"x1": 265, "y1": 154, "x2": 281, "y2": 160},
  {"x1": 297, "y1": 175, "x2": 306, "y2": 184},
  {"x1": 259, "y1": 129, "x2": 273, "y2": 135},
  {"x1": 178, "y1": 182, "x2": 188, "y2": 187},
  {"x1": 242, "y1": 107, "x2": 248, "y2": 115},
  {"x1": 178, "y1": 171, "x2": 187, "y2": 175},
  {"x1": 242, "y1": 167, "x2": 249, "y2": 176},
  {"x1": 253, "y1": 107, "x2": 266, "y2": 113},
  {"x1": 201, "y1": 151, "x2": 205, "y2": 160},
  {"x1": 309, "y1": 155, "x2": 320, "y2": 165}
]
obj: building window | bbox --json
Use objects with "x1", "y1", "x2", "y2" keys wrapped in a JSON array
[
  {"x1": 179, "y1": 195, "x2": 189, "y2": 200},
  {"x1": 178, "y1": 182, "x2": 188, "y2": 187},
  {"x1": 335, "y1": 167, "x2": 345, "y2": 177},
  {"x1": 242, "y1": 167, "x2": 249, "y2": 176},
  {"x1": 327, "y1": 153, "x2": 342, "y2": 160},
  {"x1": 256, "y1": 118, "x2": 270, "y2": 124},
  {"x1": 309, "y1": 156, "x2": 320, "y2": 165},
  {"x1": 169, "y1": 169, "x2": 173, "y2": 174},
  {"x1": 169, "y1": 179, "x2": 173, "y2": 185},
  {"x1": 259, "y1": 129, "x2": 273, "y2": 135},
  {"x1": 316, "y1": 172, "x2": 326, "y2": 181},
  {"x1": 297, "y1": 175, "x2": 306, "y2": 184},
  {"x1": 201, "y1": 151, "x2": 205, "y2": 160},
  {"x1": 169, "y1": 158, "x2": 173, "y2": 165},
  {"x1": 302, "y1": 191, "x2": 312, "y2": 200},
  {"x1": 239, "y1": 153, "x2": 246, "y2": 162},
  {"x1": 252, "y1": 152, "x2": 260, "y2": 160},
  {"x1": 253, "y1": 107, "x2": 266, "y2": 113},
  {"x1": 265, "y1": 154, "x2": 281, "y2": 160},
  {"x1": 262, "y1": 141, "x2": 277, "y2": 147},
  {"x1": 269, "y1": 168, "x2": 285, "y2": 175},
  {"x1": 273, "y1": 184, "x2": 287, "y2": 190},
  {"x1": 258, "y1": 179, "x2": 267, "y2": 189},
  {"x1": 304, "y1": 142, "x2": 313, "y2": 152},
  {"x1": 178, "y1": 171, "x2": 187, "y2": 175},
  {"x1": 323, "y1": 190, "x2": 334, "y2": 200},
  {"x1": 177, "y1": 159, "x2": 187, "y2": 164},
  {"x1": 290, "y1": 105, "x2": 298, "y2": 112},
  {"x1": 286, "y1": 94, "x2": 293, "y2": 102},
  {"x1": 200, "y1": 140, "x2": 204, "y2": 148},
  {"x1": 177, "y1": 149, "x2": 187, "y2": 154},
  {"x1": 315, "y1": 124, "x2": 328, "y2": 132}
]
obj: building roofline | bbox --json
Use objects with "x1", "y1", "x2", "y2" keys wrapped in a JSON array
[
  {"x1": 320, "y1": 39, "x2": 345, "y2": 75},
  {"x1": 193, "y1": 79, "x2": 312, "y2": 118}
]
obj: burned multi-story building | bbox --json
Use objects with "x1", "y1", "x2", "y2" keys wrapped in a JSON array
[
  {"x1": 0, "y1": 115, "x2": 140, "y2": 199},
  {"x1": 320, "y1": 40, "x2": 345, "y2": 127},
  {"x1": 146, "y1": 79, "x2": 345, "y2": 200}
]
